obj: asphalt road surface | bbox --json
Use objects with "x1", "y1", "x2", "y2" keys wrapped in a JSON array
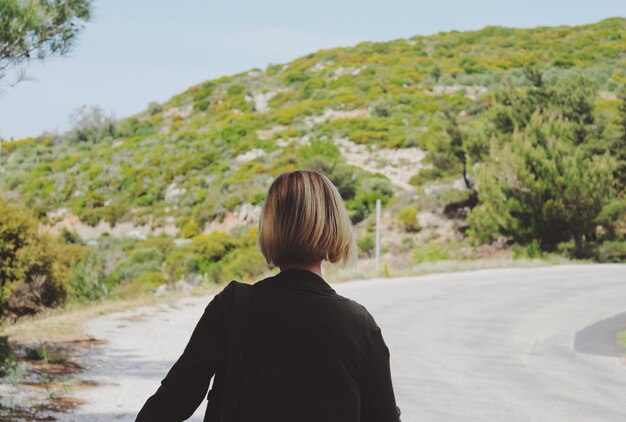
[{"x1": 61, "y1": 264, "x2": 626, "y2": 421}]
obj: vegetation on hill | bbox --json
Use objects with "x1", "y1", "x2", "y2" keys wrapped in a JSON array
[{"x1": 1, "y1": 18, "x2": 625, "y2": 317}]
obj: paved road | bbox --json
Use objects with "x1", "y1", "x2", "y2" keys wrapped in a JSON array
[{"x1": 61, "y1": 264, "x2": 626, "y2": 421}]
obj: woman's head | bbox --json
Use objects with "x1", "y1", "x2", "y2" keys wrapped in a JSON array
[{"x1": 258, "y1": 170, "x2": 357, "y2": 268}]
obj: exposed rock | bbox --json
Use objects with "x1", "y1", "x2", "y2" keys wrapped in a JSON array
[
  {"x1": 417, "y1": 212, "x2": 462, "y2": 242},
  {"x1": 155, "y1": 284, "x2": 168, "y2": 297},
  {"x1": 235, "y1": 203, "x2": 262, "y2": 224},
  {"x1": 309, "y1": 61, "x2": 333, "y2": 72},
  {"x1": 203, "y1": 211, "x2": 242, "y2": 234},
  {"x1": 164, "y1": 183, "x2": 185, "y2": 203},
  {"x1": 42, "y1": 211, "x2": 179, "y2": 240},
  {"x1": 46, "y1": 207, "x2": 71, "y2": 222},
  {"x1": 599, "y1": 90, "x2": 618, "y2": 100},
  {"x1": 304, "y1": 108, "x2": 370, "y2": 127},
  {"x1": 245, "y1": 89, "x2": 287, "y2": 113},
  {"x1": 428, "y1": 85, "x2": 488, "y2": 100},
  {"x1": 235, "y1": 148, "x2": 266, "y2": 163},
  {"x1": 164, "y1": 104, "x2": 193, "y2": 119},
  {"x1": 256, "y1": 125, "x2": 287, "y2": 140},
  {"x1": 186, "y1": 274, "x2": 203, "y2": 286},
  {"x1": 334, "y1": 137, "x2": 425, "y2": 191},
  {"x1": 174, "y1": 238, "x2": 191, "y2": 247},
  {"x1": 423, "y1": 178, "x2": 470, "y2": 195},
  {"x1": 174, "y1": 280, "x2": 193, "y2": 293},
  {"x1": 332, "y1": 66, "x2": 364, "y2": 79}
]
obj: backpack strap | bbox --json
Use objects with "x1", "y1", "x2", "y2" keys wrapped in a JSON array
[{"x1": 220, "y1": 281, "x2": 253, "y2": 422}]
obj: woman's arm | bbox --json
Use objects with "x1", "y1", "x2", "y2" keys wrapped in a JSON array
[
  {"x1": 359, "y1": 314, "x2": 401, "y2": 422},
  {"x1": 136, "y1": 282, "x2": 233, "y2": 421}
]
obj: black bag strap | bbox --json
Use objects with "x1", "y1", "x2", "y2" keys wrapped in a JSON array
[{"x1": 220, "y1": 281, "x2": 252, "y2": 422}]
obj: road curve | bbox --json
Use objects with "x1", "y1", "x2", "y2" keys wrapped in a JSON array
[{"x1": 61, "y1": 264, "x2": 626, "y2": 421}]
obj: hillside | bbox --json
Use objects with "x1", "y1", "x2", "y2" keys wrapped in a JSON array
[{"x1": 0, "y1": 18, "x2": 625, "y2": 314}]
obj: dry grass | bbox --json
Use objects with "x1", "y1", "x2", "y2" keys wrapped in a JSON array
[{"x1": 0, "y1": 283, "x2": 227, "y2": 344}]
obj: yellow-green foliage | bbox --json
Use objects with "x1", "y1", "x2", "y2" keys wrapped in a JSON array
[
  {"x1": 1, "y1": 19, "x2": 625, "y2": 316},
  {"x1": 181, "y1": 220, "x2": 201, "y2": 238},
  {"x1": 0, "y1": 198, "x2": 67, "y2": 317},
  {"x1": 412, "y1": 243, "x2": 452, "y2": 264},
  {"x1": 3, "y1": 18, "x2": 624, "y2": 234},
  {"x1": 397, "y1": 207, "x2": 420, "y2": 232},
  {"x1": 191, "y1": 231, "x2": 240, "y2": 264},
  {"x1": 357, "y1": 234, "x2": 375, "y2": 256},
  {"x1": 2, "y1": 137, "x2": 40, "y2": 154}
]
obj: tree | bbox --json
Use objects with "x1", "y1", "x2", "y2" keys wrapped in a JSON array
[
  {"x1": 469, "y1": 70, "x2": 620, "y2": 256},
  {"x1": 470, "y1": 114, "x2": 616, "y2": 256},
  {"x1": 492, "y1": 67, "x2": 551, "y2": 135},
  {"x1": 68, "y1": 104, "x2": 116, "y2": 143},
  {"x1": 613, "y1": 87, "x2": 626, "y2": 188},
  {"x1": 0, "y1": 0, "x2": 92, "y2": 84}
]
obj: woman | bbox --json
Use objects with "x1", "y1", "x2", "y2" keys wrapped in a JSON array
[{"x1": 137, "y1": 170, "x2": 400, "y2": 421}]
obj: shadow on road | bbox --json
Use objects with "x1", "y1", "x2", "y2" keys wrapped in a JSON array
[{"x1": 574, "y1": 311, "x2": 626, "y2": 357}]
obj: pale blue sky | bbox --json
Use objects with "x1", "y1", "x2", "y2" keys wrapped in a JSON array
[{"x1": 1, "y1": 0, "x2": 624, "y2": 139}]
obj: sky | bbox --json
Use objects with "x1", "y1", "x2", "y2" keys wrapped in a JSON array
[{"x1": 0, "y1": 0, "x2": 624, "y2": 140}]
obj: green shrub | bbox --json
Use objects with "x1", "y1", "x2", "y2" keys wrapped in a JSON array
[
  {"x1": 0, "y1": 336, "x2": 17, "y2": 377},
  {"x1": 596, "y1": 241, "x2": 626, "y2": 263},
  {"x1": 397, "y1": 207, "x2": 420, "y2": 232},
  {"x1": 412, "y1": 243, "x2": 450, "y2": 263},
  {"x1": 217, "y1": 247, "x2": 267, "y2": 283},
  {"x1": 0, "y1": 198, "x2": 66, "y2": 317},
  {"x1": 513, "y1": 240, "x2": 543, "y2": 259},
  {"x1": 107, "y1": 248, "x2": 164, "y2": 287},
  {"x1": 68, "y1": 250, "x2": 108, "y2": 302},
  {"x1": 347, "y1": 176, "x2": 394, "y2": 223},
  {"x1": 357, "y1": 234, "x2": 375, "y2": 256},
  {"x1": 399, "y1": 236, "x2": 416, "y2": 252},
  {"x1": 191, "y1": 231, "x2": 240, "y2": 274},
  {"x1": 24, "y1": 343, "x2": 68, "y2": 363},
  {"x1": 181, "y1": 220, "x2": 201, "y2": 238},
  {"x1": 147, "y1": 101, "x2": 163, "y2": 115}
]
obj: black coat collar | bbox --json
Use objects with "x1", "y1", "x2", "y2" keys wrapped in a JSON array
[{"x1": 264, "y1": 268, "x2": 336, "y2": 294}]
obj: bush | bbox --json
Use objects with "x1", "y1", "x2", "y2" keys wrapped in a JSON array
[
  {"x1": 596, "y1": 241, "x2": 626, "y2": 263},
  {"x1": 181, "y1": 220, "x2": 201, "y2": 238},
  {"x1": 68, "y1": 250, "x2": 108, "y2": 302},
  {"x1": 412, "y1": 243, "x2": 450, "y2": 264},
  {"x1": 0, "y1": 336, "x2": 17, "y2": 377},
  {"x1": 397, "y1": 207, "x2": 420, "y2": 232},
  {"x1": 0, "y1": 198, "x2": 66, "y2": 317},
  {"x1": 513, "y1": 240, "x2": 543, "y2": 259},
  {"x1": 147, "y1": 101, "x2": 163, "y2": 115},
  {"x1": 347, "y1": 176, "x2": 394, "y2": 223},
  {"x1": 24, "y1": 343, "x2": 68, "y2": 363},
  {"x1": 217, "y1": 247, "x2": 267, "y2": 283},
  {"x1": 190, "y1": 231, "x2": 240, "y2": 274},
  {"x1": 107, "y1": 248, "x2": 164, "y2": 288},
  {"x1": 357, "y1": 234, "x2": 375, "y2": 256}
]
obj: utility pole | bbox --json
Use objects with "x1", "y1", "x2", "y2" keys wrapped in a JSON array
[{"x1": 375, "y1": 198, "x2": 381, "y2": 274}]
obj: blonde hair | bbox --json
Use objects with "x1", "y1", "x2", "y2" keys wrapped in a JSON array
[{"x1": 258, "y1": 170, "x2": 357, "y2": 268}]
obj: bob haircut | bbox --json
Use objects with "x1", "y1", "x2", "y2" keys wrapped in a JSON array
[{"x1": 258, "y1": 170, "x2": 357, "y2": 268}]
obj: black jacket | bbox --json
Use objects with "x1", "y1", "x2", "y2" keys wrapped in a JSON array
[{"x1": 137, "y1": 268, "x2": 400, "y2": 421}]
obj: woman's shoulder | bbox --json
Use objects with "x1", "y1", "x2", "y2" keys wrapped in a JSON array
[{"x1": 329, "y1": 293, "x2": 382, "y2": 332}]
